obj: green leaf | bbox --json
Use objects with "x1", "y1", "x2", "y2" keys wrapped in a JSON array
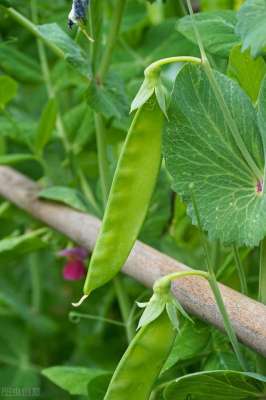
[
  {"x1": 177, "y1": 11, "x2": 240, "y2": 57},
  {"x1": 0, "y1": 76, "x2": 18, "y2": 109},
  {"x1": 258, "y1": 76, "x2": 266, "y2": 157},
  {"x1": 137, "y1": 293, "x2": 166, "y2": 329},
  {"x1": 163, "y1": 64, "x2": 264, "y2": 246},
  {"x1": 164, "y1": 370, "x2": 266, "y2": 400},
  {"x1": 35, "y1": 98, "x2": 57, "y2": 155},
  {"x1": 37, "y1": 23, "x2": 91, "y2": 79},
  {"x1": 227, "y1": 45, "x2": 266, "y2": 103},
  {"x1": 38, "y1": 186, "x2": 90, "y2": 213},
  {"x1": 87, "y1": 75, "x2": 129, "y2": 119},
  {"x1": 163, "y1": 321, "x2": 210, "y2": 371},
  {"x1": 0, "y1": 229, "x2": 48, "y2": 261},
  {"x1": 166, "y1": 301, "x2": 179, "y2": 331},
  {"x1": 42, "y1": 366, "x2": 108, "y2": 396},
  {"x1": 203, "y1": 352, "x2": 242, "y2": 371},
  {"x1": 236, "y1": 0, "x2": 266, "y2": 58},
  {"x1": 0, "y1": 44, "x2": 41, "y2": 84},
  {"x1": 0, "y1": 154, "x2": 36, "y2": 165},
  {"x1": 87, "y1": 373, "x2": 112, "y2": 400}
]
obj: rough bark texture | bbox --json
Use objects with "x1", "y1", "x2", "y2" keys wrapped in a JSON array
[{"x1": 0, "y1": 166, "x2": 266, "y2": 356}]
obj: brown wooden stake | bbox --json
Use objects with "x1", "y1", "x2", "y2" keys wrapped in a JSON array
[{"x1": 0, "y1": 166, "x2": 266, "y2": 356}]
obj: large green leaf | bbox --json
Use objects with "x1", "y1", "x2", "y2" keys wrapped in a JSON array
[
  {"x1": 228, "y1": 45, "x2": 266, "y2": 103},
  {"x1": 164, "y1": 370, "x2": 266, "y2": 400},
  {"x1": 177, "y1": 11, "x2": 240, "y2": 57},
  {"x1": 236, "y1": 0, "x2": 266, "y2": 57},
  {"x1": 42, "y1": 366, "x2": 108, "y2": 396},
  {"x1": 163, "y1": 64, "x2": 265, "y2": 246}
]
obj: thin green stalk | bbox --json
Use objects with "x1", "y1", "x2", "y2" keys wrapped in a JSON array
[
  {"x1": 177, "y1": 0, "x2": 187, "y2": 15},
  {"x1": 113, "y1": 277, "x2": 135, "y2": 342},
  {"x1": 78, "y1": 168, "x2": 102, "y2": 216},
  {"x1": 94, "y1": 113, "x2": 110, "y2": 205},
  {"x1": 97, "y1": 0, "x2": 127, "y2": 81},
  {"x1": 190, "y1": 188, "x2": 247, "y2": 371},
  {"x1": 30, "y1": 0, "x2": 70, "y2": 153},
  {"x1": 29, "y1": 253, "x2": 41, "y2": 313},
  {"x1": 259, "y1": 238, "x2": 266, "y2": 305},
  {"x1": 257, "y1": 238, "x2": 266, "y2": 374},
  {"x1": 233, "y1": 246, "x2": 248, "y2": 295},
  {"x1": 69, "y1": 311, "x2": 125, "y2": 327},
  {"x1": 185, "y1": 0, "x2": 262, "y2": 182}
]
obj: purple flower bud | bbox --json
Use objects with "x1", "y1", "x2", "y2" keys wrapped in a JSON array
[
  {"x1": 63, "y1": 259, "x2": 86, "y2": 281},
  {"x1": 58, "y1": 246, "x2": 88, "y2": 281}
]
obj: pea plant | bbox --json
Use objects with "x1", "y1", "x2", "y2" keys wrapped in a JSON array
[{"x1": 0, "y1": 0, "x2": 266, "y2": 398}]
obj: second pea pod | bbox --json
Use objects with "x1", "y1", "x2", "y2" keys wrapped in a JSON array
[{"x1": 83, "y1": 97, "x2": 163, "y2": 295}]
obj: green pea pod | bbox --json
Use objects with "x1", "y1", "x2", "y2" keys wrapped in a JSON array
[
  {"x1": 83, "y1": 97, "x2": 163, "y2": 294},
  {"x1": 104, "y1": 311, "x2": 176, "y2": 400}
]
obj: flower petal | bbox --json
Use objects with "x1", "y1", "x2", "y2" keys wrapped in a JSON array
[
  {"x1": 58, "y1": 247, "x2": 88, "y2": 260},
  {"x1": 63, "y1": 259, "x2": 86, "y2": 281}
]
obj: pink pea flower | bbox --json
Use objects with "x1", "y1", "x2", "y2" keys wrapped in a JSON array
[{"x1": 58, "y1": 247, "x2": 88, "y2": 281}]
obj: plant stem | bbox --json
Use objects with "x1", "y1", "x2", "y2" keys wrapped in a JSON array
[
  {"x1": 185, "y1": 0, "x2": 262, "y2": 182},
  {"x1": 29, "y1": 253, "x2": 41, "y2": 313},
  {"x1": 69, "y1": 311, "x2": 125, "y2": 327},
  {"x1": 94, "y1": 113, "x2": 110, "y2": 206},
  {"x1": 30, "y1": 0, "x2": 70, "y2": 154},
  {"x1": 113, "y1": 277, "x2": 135, "y2": 342},
  {"x1": 191, "y1": 189, "x2": 247, "y2": 371},
  {"x1": 257, "y1": 238, "x2": 266, "y2": 374},
  {"x1": 97, "y1": 0, "x2": 127, "y2": 81},
  {"x1": 259, "y1": 238, "x2": 266, "y2": 305},
  {"x1": 233, "y1": 246, "x2": 248, "y2": 295}
]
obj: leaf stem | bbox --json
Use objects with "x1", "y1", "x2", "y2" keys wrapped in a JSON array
[
  {"x1": 233, "y1": 246, "x2": 248, "y2": 295},
  {"x1": 185, "y1": 0, "x2": 262, "y2": 181},
  {"x1": 97, "y1": 0, "x2": 127, "y2": 81},
  {"x1": 190, "y1": 188, "x2": 247, "y2": 371}
]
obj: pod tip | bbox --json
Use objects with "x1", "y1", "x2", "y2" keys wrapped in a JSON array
[{"x1": 72, "y1": 294, "x2": 89, "y2": 307}]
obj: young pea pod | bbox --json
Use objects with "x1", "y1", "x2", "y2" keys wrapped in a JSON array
[
  {"x1": 103, "y1": 271, "x2": 208, "y2": 399},
  {"x1": 103, "y1": 311, "x2": 176, "y2": 400},
  {"x1": 83, "y1": 97, "x2": 163, "y2": 295}
]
